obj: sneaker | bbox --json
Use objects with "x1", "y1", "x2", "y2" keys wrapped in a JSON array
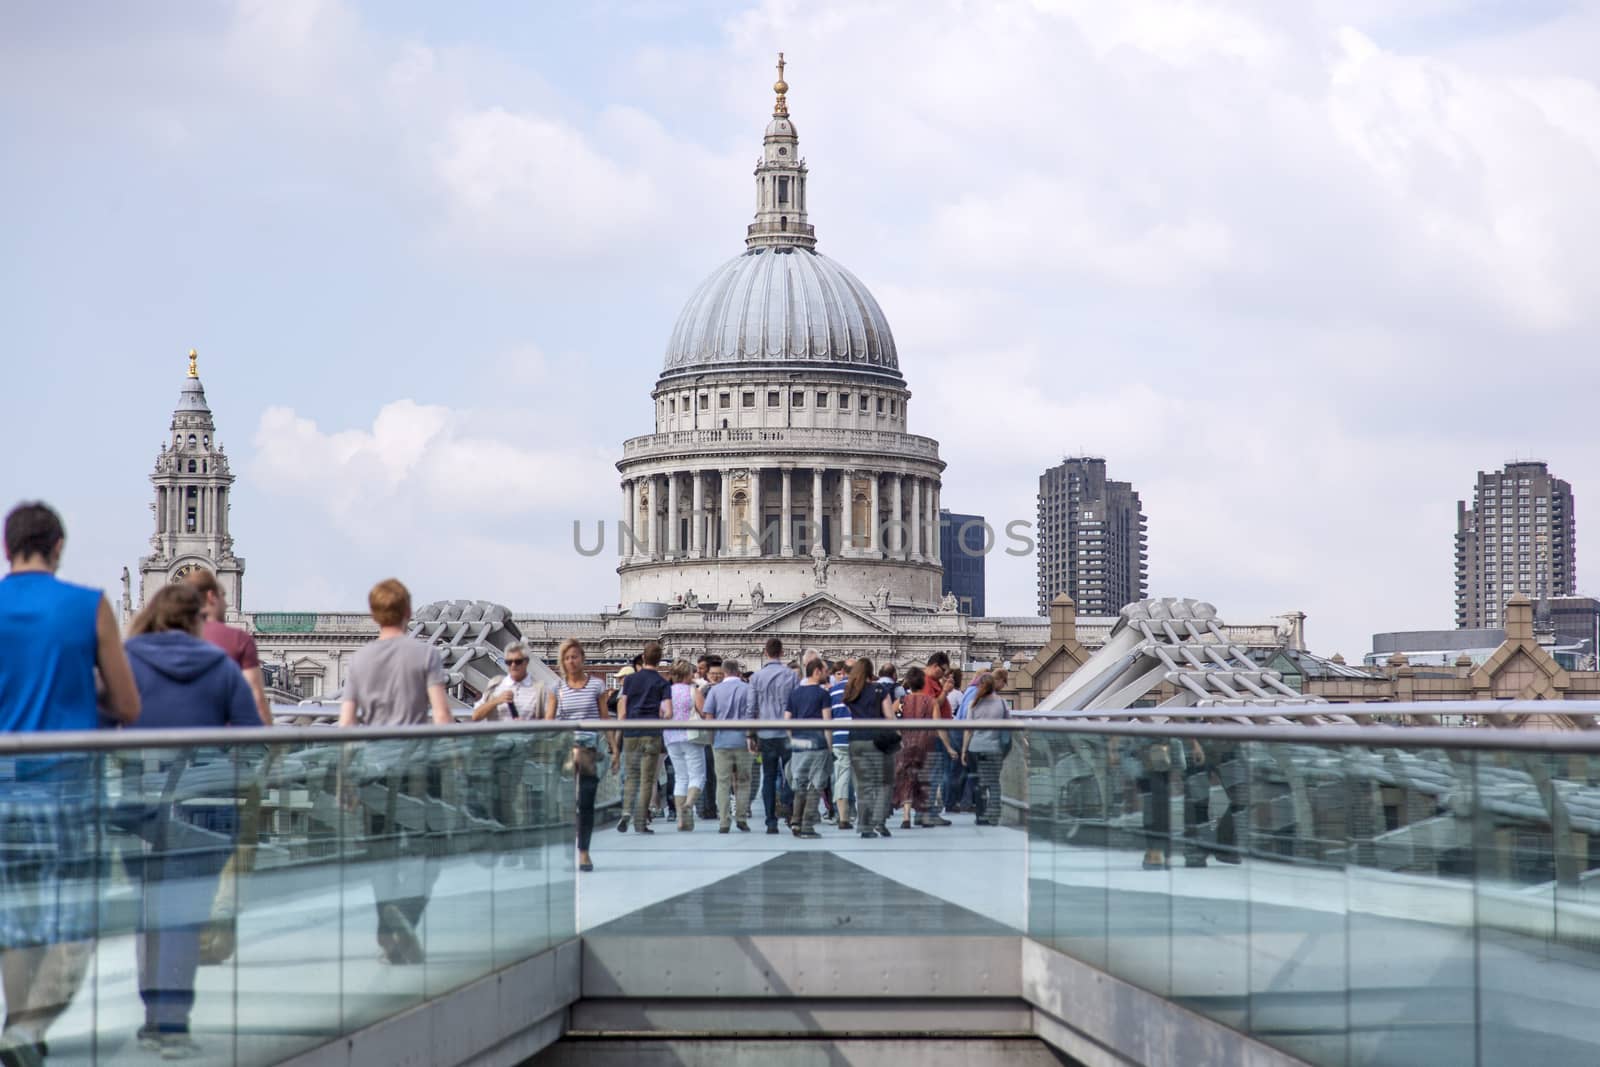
[
  {"x1": 736, "y1": 821, "x2": 751, "y2": 832},
  {"x1": 837, "y1": 821, "x2": 854, "y2": 830},
  {"x1": 136, "y1": 1026, "x2": 163, "y2": 1052},
  {"x1": 159, "y1": 1033, "x2": 201, "y2": 1061},
  {"x1": 796, "y1": 829, "x2": 822, "y2": 839},
  {"x1": 877, "y1": 825, "x2": 891, "y2": 838},
  {"x1": 765, "y1": 825, "x2": 779, "y2": 835},
  {"x1": 858, "y1": 829, "x2": 879, "y2": 838},
  {"x1": 380, "y1": 904, "x2": 424, "y2": 965},
  {"x1": 616, "y1": 815, "x2": 630, "y2": 833},
  {"x1": 718, "y1": 825, "x2": 731, "y2": 834}
]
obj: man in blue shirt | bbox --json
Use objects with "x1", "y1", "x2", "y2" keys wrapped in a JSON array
[
  {"x1": 702, "y1": 659, "x2": 756, "y2": 832},
  {"x1": 749, "y1": 637, "x2": 797, "y2": 833},
  {"x1": 784, "y1": 657, "x2": 833, "y2": 839},
  {"x1": 617, "y1": 641, "x2": 672, "y2": 833},
  {"x1": 0, "y1": 502, "x2": 140, "y2": 1063}
]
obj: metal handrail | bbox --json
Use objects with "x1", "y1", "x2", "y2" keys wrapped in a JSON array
[
  {"x1": 9, "y1": 701, "x2": 1600, "y2": 754},
  {"x1": 1014, "y1": 700, "x2": 1600, "y2": 720}
]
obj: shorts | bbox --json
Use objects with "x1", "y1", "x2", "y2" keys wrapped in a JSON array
[{"x1": 0, "y1": 772, "x2": 101, "y2": 948}]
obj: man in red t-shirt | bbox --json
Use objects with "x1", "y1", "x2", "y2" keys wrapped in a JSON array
[{"x1": 186, "y1": 570, "x2": 271, "y2": 725}]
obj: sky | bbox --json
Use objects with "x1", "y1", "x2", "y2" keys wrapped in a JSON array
[{"x1": 3, "y1": 0, "x2": 1599, "y2": 659}]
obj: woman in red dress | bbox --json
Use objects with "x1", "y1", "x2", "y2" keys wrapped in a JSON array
[{"x1": 893, "y1": 666, "x2": 945, "y2": 828}]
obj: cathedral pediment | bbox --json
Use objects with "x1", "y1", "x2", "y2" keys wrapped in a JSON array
[{"x1": 746, "y1": 593, "x2": 895, "y2": 637}]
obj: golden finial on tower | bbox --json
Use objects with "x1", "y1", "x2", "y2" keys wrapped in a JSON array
[
  {"x1": 773, "y1": 51, "x2": 789, "y2": 117},
  {"x1": 187, "y1": 348, "x2": 198, "y2": 378}
]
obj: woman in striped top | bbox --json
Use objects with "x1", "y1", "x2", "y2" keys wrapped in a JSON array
[{"x1": 544, "y1": 637, "x2": 606, "y2": 872}]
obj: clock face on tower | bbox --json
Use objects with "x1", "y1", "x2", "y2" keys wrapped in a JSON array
[{"x1": 171, "y1": 562, "x2": 209, "y2": 584}]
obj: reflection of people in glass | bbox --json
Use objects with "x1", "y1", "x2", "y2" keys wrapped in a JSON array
[
  {"x1": 123, "y1": 584, "x2": 259, "y2": 1057},
  {"x1": 339, "y1": 579, "x2": 452, "y2": 966},
  {"x1": 0, "y1": 502, "x2": 141, "y2": 1066},
  {"x1": 1183, "y1": 739, "x2": 1246, "y2": 867}
]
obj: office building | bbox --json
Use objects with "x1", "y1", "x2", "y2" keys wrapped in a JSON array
[{"x1": 939, "y1": 510, "x2": 986, "y2": 616}]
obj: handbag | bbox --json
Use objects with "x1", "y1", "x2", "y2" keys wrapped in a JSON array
[{"x1": 685, "y1": 709, "x2": 712, "y2": 746}]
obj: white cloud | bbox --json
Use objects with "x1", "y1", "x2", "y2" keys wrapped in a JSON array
[
  {"x1": 250, "y1": 396, "x2": 622, "y2": 610},
  {"x1": 432, "y1": 108, "x2": 658, "y2": 257}
]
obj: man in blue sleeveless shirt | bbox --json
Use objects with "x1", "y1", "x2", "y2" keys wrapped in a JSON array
[{"x1": 0, "y1": 501, "x2": 140, "y2": 1065}]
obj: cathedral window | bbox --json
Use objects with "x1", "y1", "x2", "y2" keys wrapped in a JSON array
[
  {"x1": 792, "y1": 391, "x2": 804, "y2": 407},
  {"x1": 839, "y1": 392, "x2": 850, "y2": 409},
  {"x1": 187, "y1": 434, "x2": 196, "y2": 448},
  {"x1": 202, "y1": 435, "x2": 209, "y2": 448},
  {"x1": 699, "y1": 393, "x2": 709, "y2": 410},
  {"x1": 876, "y1": 397, "x2": 884, "y2": 414},
  {"x1": 669, "y1": 397, "x2": 676, "y2": 413},
  {"x1": 742, "y1": 392, "x2": 755, "y2": 408},
  {"x1": 767, "y1": 391, "x2": 779, "y2": 407},
  {"x1": 859, "y1": 394, "x2": 869, "y2": 412},
  {"x1": 817, "y1": 392, "x2": 828, "y2": 408},
  {"x1": 187, "y1": 460, "x2": 197, "y2": 473},
  {"x1": 719, "y1": 392, "x2": 730, "y2": 409},
  {"x1": 890, "y1": 399, "x2": 898, "y2": 415},
  {"x1": 778, "y1": 176, "x2": 789, "y2": 205}
]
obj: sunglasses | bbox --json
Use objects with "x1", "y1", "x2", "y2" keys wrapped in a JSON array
[{"x1": 506, "y1": 658, "x2": 528, "y2": 666}]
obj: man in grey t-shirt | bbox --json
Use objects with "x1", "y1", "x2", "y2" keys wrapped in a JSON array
[
  {"x1": 337, "y1": 578, "x2": 451, "y2": 965},
  {"x1": 339, "y1": 634, "x2": 450, "y2": 727}
]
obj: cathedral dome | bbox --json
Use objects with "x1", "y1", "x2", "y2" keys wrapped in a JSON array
[{"x1": 661, "y1": 246, "x2": 900, "y2": 379}]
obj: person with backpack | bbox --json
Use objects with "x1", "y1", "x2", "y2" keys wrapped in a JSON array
[{"x1": 842, "y1": 659, "x2": 896, "y2": 838}]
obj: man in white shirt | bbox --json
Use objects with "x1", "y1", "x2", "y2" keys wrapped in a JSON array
[{"x1": 472, "y1": 643, "x2": 546, "y2": 721}]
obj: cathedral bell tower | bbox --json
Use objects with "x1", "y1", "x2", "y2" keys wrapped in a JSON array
[{"x1": 136, "y1": 349, "x2": 245, "y2": 616}]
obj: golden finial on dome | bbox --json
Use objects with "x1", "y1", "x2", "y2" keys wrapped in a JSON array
[
  {"x1": 773, "y1": 52, "x2": 789, "y2": 117},
  {"x1": 187, "y1": 348, "x2": 198, "y2": 378}
]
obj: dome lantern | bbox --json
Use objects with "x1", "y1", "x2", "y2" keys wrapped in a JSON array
[{"x1": 748, "y1": 52, "x2": 813, "y2": 252}]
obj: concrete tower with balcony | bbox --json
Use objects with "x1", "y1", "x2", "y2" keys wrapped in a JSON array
[{"x1": 1455, "y1": 460, "x2": 1576, "y2": 629}]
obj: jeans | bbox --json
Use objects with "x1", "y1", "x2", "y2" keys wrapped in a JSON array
[
  {"x1": 698, "y1": 742, "x2": 718, "y2": 818},
  {"x1": 757, "y1": 737, "x2": 791, "y2": 828},
  {"x1": 971, "y1": 749, "x2": 1004, "y2": 825},
  {"x1": 622, "y1": 736, "x2": 663, "y2": 827},
  {"x1": 666, "y1": 740, "x2": 707, "y2": 796},
  {"x1": 712, "y1": 748, "x2": 755, "y2": 828},
  {"x1": 848, "y1": 740, "x2": 892, "y2": 832},
  {"x1": 126, "y1": 815, "x2": 233, "y2": 1030},
  {"x1": 574, "y1": 746, "x2": 599, "y2": 851},
  {"x1": 788, "y1": 749, "x2": 829, "y2": 833}
]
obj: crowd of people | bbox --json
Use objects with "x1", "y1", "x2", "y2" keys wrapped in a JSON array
[
  {"x1": 0, "y1": 499, "x2": 1016, "y2": 1063},
  {"x1": 570, "y1": 637, "x2": 1015, "y2": 851}
]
